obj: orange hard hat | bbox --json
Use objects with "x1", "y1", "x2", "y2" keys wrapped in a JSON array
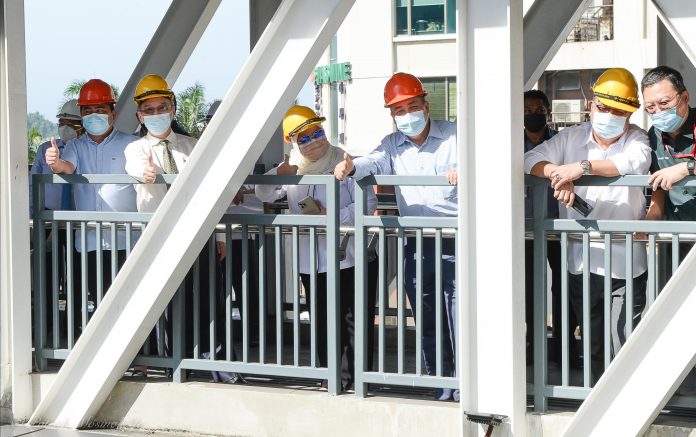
[
  {"x1": 77, "y1": 79, "x2": 116, "y2": 106},
  {"x1": 383, "y1": 72, "x2": 427, "y2": 107}
]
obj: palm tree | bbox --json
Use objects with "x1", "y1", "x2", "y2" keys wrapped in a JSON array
[{"x1": 175, "y1": 82, "x2": 209, "y2": 138}]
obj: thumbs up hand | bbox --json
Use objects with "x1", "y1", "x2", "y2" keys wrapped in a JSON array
[
  {"x1": 334, "y1": 152, "x2": 354, "y2": 181},
  {"x1": 143, "y1": 153, "x2": 157, "y2": 184},
  {"x1": 276, "y1": 154, "x2": 298, "y2": 176},
  {"x1": 45, "y1": 137, "x2": 60, "y2": 168}
]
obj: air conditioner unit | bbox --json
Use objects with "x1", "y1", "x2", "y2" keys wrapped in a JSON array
[{"x1": 552, "y1": 99, "x2": 584, "y2": 124}]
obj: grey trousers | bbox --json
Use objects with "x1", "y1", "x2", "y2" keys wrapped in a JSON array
[{"x1": 568, "y1": 271, "x2": 647, "y2": 385}]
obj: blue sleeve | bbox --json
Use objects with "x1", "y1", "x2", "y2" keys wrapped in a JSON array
[{"x1": 352, "y1": 136, "x2": 395, "y2": 180}]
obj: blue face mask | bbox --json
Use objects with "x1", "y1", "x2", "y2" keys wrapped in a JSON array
[
  {"x1": 649, "y1": 105, "x2": 685, "y2": 133},
  {"x1": 143, "y1": 113, "x2": 172, "y2": 136},
  {"x1": 395, "y1": 110, "x2": 427, "y2": 137},
  {"x1": 592, "y1": 111, "x2": 627, "y2": 140},
  {"x1": 82, "y1": 113, "x2": 110, "y2": 136}
]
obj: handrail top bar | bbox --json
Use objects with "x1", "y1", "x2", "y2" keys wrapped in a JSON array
[
  {"x1": 356, "y1": 175, "x2": 452, "y2": 187},
  {"x1": 33, "y1": 173, "x2": 338, "y2": 186},
  {"x1": 525, "y1": 174, "x2": 696, "y2": 187}
]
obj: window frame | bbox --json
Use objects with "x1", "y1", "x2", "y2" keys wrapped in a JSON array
[{"x1": 394, "y1": 0, "x2": 454, "y2": 37}]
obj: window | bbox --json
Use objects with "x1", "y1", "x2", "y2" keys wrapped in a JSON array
[
  {"x1": 395, "y1": 0, "x2": 456, "y2": 36},
  {"x1": 566, "y1": 1, "x2": 614, "y2": 42},
  {"x1": 420, "y1": 77, "x2": 457, "y2": 122},
  {"x1": 556, "y1": 72, "x2": 580, "y2": 91}
]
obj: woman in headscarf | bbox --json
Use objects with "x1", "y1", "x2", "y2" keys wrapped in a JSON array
[{"x1": 255, "y1": 105, "x2": 377, "y2": 391}]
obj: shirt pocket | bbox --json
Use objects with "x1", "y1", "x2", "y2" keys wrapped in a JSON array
[{"x1": 110, "y1": 154, "x2": 127, "y2": 174}]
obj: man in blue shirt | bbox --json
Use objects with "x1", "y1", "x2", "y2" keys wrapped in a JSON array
[
  {"x1": 30, "y1": 99, "x2": 83, "y2": 341},
  {"x1": 335, "y1": 72, "x2": 458, "y2": 400},
  {"x1": 46, "y1": 79, "x2": 139, "y2": 335}
]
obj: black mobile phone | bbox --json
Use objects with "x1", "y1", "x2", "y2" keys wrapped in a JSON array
[{"x1": 572, "y1": 195, "x2": 593, "y2": 217}]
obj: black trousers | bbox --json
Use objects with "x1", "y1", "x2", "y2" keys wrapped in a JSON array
[
  {"x1": 525, "y1": 239, "x2": 578, "y2": 362},
  {"x1": 72, "y1": 249, "x2": 127, "y2": 338},
  {"x1": 226, "y1": 239, "x2": 260, "y2": 343},
  {"x1": 569, "y1": 271, "x2": 647, "y2": 385}
]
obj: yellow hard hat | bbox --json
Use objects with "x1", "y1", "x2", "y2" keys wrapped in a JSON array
[
  {"x1": 282, "y1": 105, "x2": 325, "y2": 142},
  {"x1": 592, "y1": 68, "x2": 640, "y2": 113},
  {"x1": 134, "y1": 74, "x2": 174, "y2": 105}
]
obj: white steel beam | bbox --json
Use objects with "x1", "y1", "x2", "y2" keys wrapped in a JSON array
[
  {"x1": 564, "y1": 251, "x2": 696, "y2": 435},
  {"x1": 652, "y1": 0, "x2": 696, "y2": 70},
  {"x1": 0, "y1": 0, "x2": 33, "y2": 422},
  {"x1": 114, "y1": 0, "x2": 221, "y2": 134},
  {"x1": 523, "y1": 0, "x2": 591, "y2": 90},
  {"x1": 29, "y1": 0, "x2": 355, "y2": 428},
  {"x1": 458, "y1": 0, "x2": 526, "y2": 436}
]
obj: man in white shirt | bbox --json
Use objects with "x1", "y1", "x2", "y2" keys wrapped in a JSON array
[
  {"x1": 524, "y1": 68, "x2": 652, "y2": 384},
  {"x1": 125, "y1": 75, "x2": 239, "y2": 382}
]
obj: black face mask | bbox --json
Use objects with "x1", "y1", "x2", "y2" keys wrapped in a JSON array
[{"x1": 524, "y1": 113, "x2": 547, "y2": 133}]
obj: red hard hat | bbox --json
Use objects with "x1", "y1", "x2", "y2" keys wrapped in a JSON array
[
  {"x1": 383, "y1": 72, "x2": 427, "y2": 107},
  {"x1": 78, "y1": 79, "x2": 116, "y2": 106}
]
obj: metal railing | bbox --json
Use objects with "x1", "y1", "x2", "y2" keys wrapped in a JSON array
[
  {"x1": 353, "y1": 175, "x2": 459, "y2": 397},
  {"x1": 32, "y1": 173, "x2": 345, "y2": 392},
  {"x1": 32, "y1": 173, "x2": 462, "y2": 397},
  {"x1": 526, "y1": 174, "x2": 696, "y2": 413}
]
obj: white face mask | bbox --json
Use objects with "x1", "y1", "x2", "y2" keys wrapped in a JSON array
[
  {"x1": 58, "y1": 125, "x2": 78, "y2": 142},
  {"x1": 394, "y1": 110, "x2": 427, "y2": 137}
]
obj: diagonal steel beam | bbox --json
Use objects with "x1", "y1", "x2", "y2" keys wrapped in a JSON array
[
  {"x1": 114, "y1": 0, "x2": 221, "y2": 134},
  {"x1": 564, "y1": 249, "x2": 696, "y2": 436},
  {"x1": 0, "y1": 0, "x2": 33, "y2": 421},
  {"x1": 652, "y1": 0, "x2": 696, "y2": 70},
  {"x1": 523, "y1": 0, "x2": 591, "y2": 90},
  {"x1": 29, "y1": 0, "x2": 355, "y2": 428}
]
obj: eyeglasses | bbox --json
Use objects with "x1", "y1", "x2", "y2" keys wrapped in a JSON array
[
  {"x1": 644, "y1": 93, "x2": 681, "y2": 115},
  {"x1": 296, "y1": 128, "x2": 326, "y2": 146},
  {"x1": 138, "y1": 103, "x2": 172, "y2": 116},
  {"x1": 592, "y1": 100, "x2": 630, "y2": 117}
]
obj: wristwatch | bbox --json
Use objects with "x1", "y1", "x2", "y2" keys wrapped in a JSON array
[
  {"x1": 580, "y1": 160, "x2": 592, "y2": 176},
  {"x1": 687, "y1": 160, "x2": 695, "y2": 176}
]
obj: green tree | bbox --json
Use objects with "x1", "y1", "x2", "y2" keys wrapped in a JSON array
[
  {"x1": 175, "y1": 82, "x2": 210, "y2": 138},
  {"x1": 27, "y1": 112, "x2": 57, "y2": 138},
  {"x1": 27, "y1": 127, "x2": 44, "y2": 164}
]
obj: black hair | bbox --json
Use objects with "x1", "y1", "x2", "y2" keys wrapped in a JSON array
[
  {"x1": 523, "y1": 90, "x2": 550, "y2": 110},
  {"x1": 641, "y1": 66, "x2": 686, "y2": 93}
]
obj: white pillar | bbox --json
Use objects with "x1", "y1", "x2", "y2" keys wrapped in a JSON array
[
  {"x1": 0, "y1": 0, "x2": 33, "y2": 422},
  {"x1": 458, "y1": 0, "x2": 526, "y2": 435}
]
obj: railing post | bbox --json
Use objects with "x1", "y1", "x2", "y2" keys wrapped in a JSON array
[
  {"x1": 326, "y1": 176, "x2": 340, "y2": 394},
  {"x1": 354, "y1": 178, "x2": 367, "y2": 397},
  {"x1": 32, "y1": 174, "x2": 47, "y2": 370},
  {"x1": 532, "y1": 180, "x2": 548, "y2": 411}
]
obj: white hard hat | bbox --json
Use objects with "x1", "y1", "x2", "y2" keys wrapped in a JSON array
[
  {"x1": 206, "y1": 100, "x2": 221, "y2": 122},
  {"x1": 56, "y1": 99, "x2": 81, "y2": 121}
]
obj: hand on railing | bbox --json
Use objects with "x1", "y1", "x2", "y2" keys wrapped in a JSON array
[
  {"x1": 446, "y1": 167, "x2": 458, "y2": 185},
  {"x1": 648, "y1": 163, "x2": 689, "y2": 191},
  {"x1": 143, "y1": 153, "x2": 157, "y2": 184},
  {"x1": 334, "y1": 153, "x2": 354, "y2": 181},
  {"x1": 276, "y1": 154, "x2": 298, "y2": 176}
]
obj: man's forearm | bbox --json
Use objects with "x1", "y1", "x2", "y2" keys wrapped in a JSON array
[{"x1": 529, "y1": 161, "x2": 554, "y2": 178}]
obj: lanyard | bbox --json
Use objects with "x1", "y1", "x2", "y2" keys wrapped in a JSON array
[{"x1": 661, "y1": 119, "x2": 696, "y2": 159}]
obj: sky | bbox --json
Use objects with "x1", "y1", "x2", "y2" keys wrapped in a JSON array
[{"x1": 24, "y1": 0, "x2": 312, "y2": 120}]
